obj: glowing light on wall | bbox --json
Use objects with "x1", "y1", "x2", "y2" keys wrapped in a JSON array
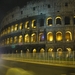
[
  {"x1": 14, "y1": 24, "x2": 18, "y2": 31},
  {"x1": 55, "y1": 17, "x2": 61, "y2": 19},
  {"x1": 31, "y1": 33, "x2": 36, "y2": 42},
  {"x1": 8, "y1": 27, "x2": 11, "y2": 33},
  {"x1": 48, "y1": 48, "x2": 54, "y2": 57},
  {"x1": 33, "y1": 49, "x2": 36, "y2": 53},
  {"x1": 47, "y1": 32, "x2": 53, "y2": 41},
  {"x1": 66, "y1": 48, "x2": 71, "y2": 52},
  {"x1": 57, "y1": 48, "x2": 62, "y2": 56},
  {"x1": 19, "y1": 35, "x2": 22, "y2": 43},
  {"x1": 19, "y1": 23, "x2": 23, "y2": 30},
  {"x1": 32, "y1": 20, "x2": 36, "y2": 28},
  {"x1": 40, "y1": 48, "x2": 45, "y2": 53},
  {"x1": 25, "y1": 34, "x2": 29, "y2": 43},
  {"x1": 66, "y1": 48, "x2": 72, "y2": 57},
  {"x1": 56, "y1": 31, "x2": 62, "y2": 41},
  {"x1": 11, "y1": 26, "x2": 14, "y2": 32},
  {"x1": 25, "y1": 21, "x2": 29, "y2": 29},
  {"x1": 65, "y1": 31, "x2": 72, "y2": 41},
  {"x1": 10, "y1": 37, "x2": 13, "y2": 44},
  {"x1": 14, "y1": 36, "x2": 17, "y2": 43},
  {"x1": 48, "y1": 48, "x2": 53, "y2": 52},
  {"x1": 57, "y1": 48, "x2": 62, "y2": 52}
]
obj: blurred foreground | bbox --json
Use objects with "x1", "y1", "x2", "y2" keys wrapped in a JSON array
[
  {"x1": 1, "y1": 51, "x2": 75, "y2": 65},
  {"x1": 6, "y1": 68, "x2": 34, "y2": 75}
]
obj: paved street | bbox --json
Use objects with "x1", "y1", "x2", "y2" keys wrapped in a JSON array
[
  {"x1": 0, "y1": 59, "x2": 34, "y2": 75},
  {"x1": 0, "y1": 60, "x2": 9, "y2": 75},
  {"x1": 0, "y1": 66, "x2": 6, "y2": 75},
  {"x1": 0, "y1": 58, "x2": 75, "y2": 75}
]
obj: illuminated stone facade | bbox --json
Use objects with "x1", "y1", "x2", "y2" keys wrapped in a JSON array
[{"x1": 0, "y1": 0, "x2": 75, "y2": 53}]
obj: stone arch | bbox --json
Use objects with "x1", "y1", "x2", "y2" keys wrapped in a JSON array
[
  {"x1": 57, "y1": 48, "x2": 63, "y2": 57},
  {"x1": 24, "y1": 34, "x2": 29, "y2": 43},
  {"x1": 47, "y1": 17, "x2": 52, "y2": 26},
  {"x1": 31, "y1": 33, "x2": 36, "y2": 42},
  {"x1": 47, "y1": 32, "x2": 53, "y2": 41},
  {"x1": 55, "y1": 16, "x2": 61, "y2": 25},
  {"x1": 56, "y1": 31, "x2": 62, "y2": 41},
  {"x1": 65, "y1": 31, "x2": 72, "y2": 41}
]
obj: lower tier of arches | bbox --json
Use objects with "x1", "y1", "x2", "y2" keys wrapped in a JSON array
[{"x1": 0, "y1": 43, "x2": 75, "y2": 54}]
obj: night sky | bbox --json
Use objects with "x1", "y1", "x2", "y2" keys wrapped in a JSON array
[{"x1": 0, "y1": 0, "x2": 31, "y2": 23}]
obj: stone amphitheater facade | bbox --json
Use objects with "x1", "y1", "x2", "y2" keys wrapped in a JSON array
[{"x1": 0, "y1": 0, "x2": 75, "y2": 54}]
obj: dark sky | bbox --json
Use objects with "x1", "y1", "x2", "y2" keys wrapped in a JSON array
[{"x1": 0, "y1": 0, "x2": 31, "y2": 23}]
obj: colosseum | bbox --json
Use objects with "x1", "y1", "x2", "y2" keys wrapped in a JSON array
[{"x1": 0, "y1": 0, "x2": 75, "y2": 55}]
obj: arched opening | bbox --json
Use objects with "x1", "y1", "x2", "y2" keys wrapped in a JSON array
[
  {"x1": 48, "y1": 48, "x2": 54, "y2": 58},
  {"x1": 39, "y1": 33, "x2": 45, "y2": 42},
  {"x1": 25, "y1": 21, "x2": 30, "y2": 29},
  {"x1": 11, "y1": 25, "x2": 14, "y2": 32},
  {"x1": 19, "y1": 23, "x2": 23, "y2": 30},
  {"x1": 24, "y1": 34, "x2": 29, "y2": 43},
  {"x1": 14, "y1": 36, "x2": 18, "y2": 43},
  {"x1": 56, "y1": 17, "x2": 61, "y2": 25},
  {"x1": 65, "y1": 31, "x2": 72, "y2": 41},
  {"x1": 57, "y1": 48, "x2": 63, "y2": 57},
  {"x1": 56, "y1": 31, "x2": 62, "y2": 41},
  {"x1": 32, "y1": 20, "x2": 36, "y2": 28},
  {"x1": 48, "y1": 48, "x2": 53, "y2": 52},
  {"x1": 14, "y1": 24, "x2": 18, "y2": 31},
  {"x1": 66, "y1": 48, "x2": 72, "y2": 58},
  {"x1": 40, "y1": 48, "x2": 45, "y2": 53},
  {"x1": 47, "y1": 32, "x2": 53, "y2": 41},
  {"x1": 40, "y1": 48, "x2": 45, "y2": 57},
  {"x1": 33, "y1": 48, "x2": 37, "y2": 57},
  {"x1": 19, "y1": 35, "x2": 23, "y2": 43},
  {"x1": 47, "y1": 17, "x2": 52, "y2": 26},
  {"x1": 10, "y1": 37, "x2": 13, "y2": 44},
  {"x1": 31, "y1": 33, "x2": 37, "y2": 42},
  {"x1": 33, "y1": 49, "x2": 36, "y2": 53},
  {"x1": 8, "y1": 27, "x2": 11, "y2": 33}
]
